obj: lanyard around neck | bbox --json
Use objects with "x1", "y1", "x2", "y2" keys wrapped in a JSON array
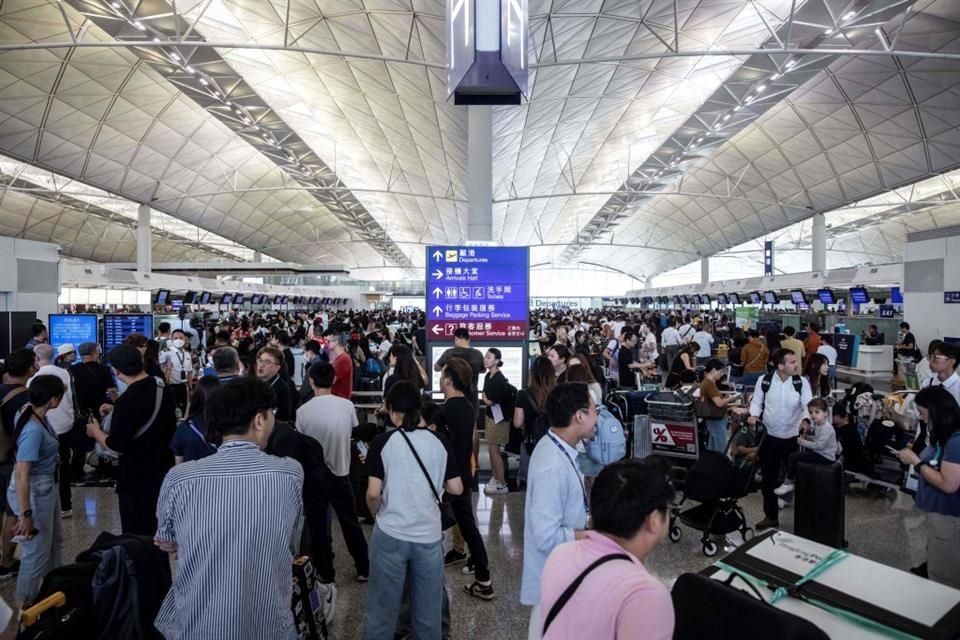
[{"x1": 547, "y1": 431, "x2": 589, "y2": 515}]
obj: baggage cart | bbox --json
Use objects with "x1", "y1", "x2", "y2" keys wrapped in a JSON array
[{"x1": 645, "y1": 390, "x2": 699, "y2": 460}]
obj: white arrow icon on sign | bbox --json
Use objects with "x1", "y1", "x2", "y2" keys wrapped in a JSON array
[
  {"x1": 432, "y1": 250, "x2": 443, "y2": 261},
  {"x1": 432, "y1": 305, "x2": 443, "y2": 317},
  {"x1": 432, "y1": 287, "x2": 443, "y2": 298},
  {"x1": 432, "y1": 270, "x2": 443, "y2": 279},
  {"x1": 431, "y1": 325, "x2": 442, "y2": 335}
]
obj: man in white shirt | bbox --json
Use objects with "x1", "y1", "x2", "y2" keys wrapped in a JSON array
[
  {"x1": 660, "y1": 318, "x2": 682, "y2": 370},
  {"x1": 692, "y1": 324, "x2": 714, "y2": 366},
  {"x1": 817, "y1": 335, "x2": 839, "y2": 388},
  {"x1": 160, "y1": 329, "x2": 193, "y2": 417},
  {"x1": 748, "y1": 348, "x2": 812, "y2": 530},
  {"x1": 638, "y1": 323, "x2": 659, "y2": 366},
  {"x1": 296, "y1": 360, "x2": 369, "y2": 584},
  {"x1": 921, "y1": 342, "x2": 960, "y2": 406},
  {"x1": 30, "y1": 344, "x2": 75, "y2": 517}
]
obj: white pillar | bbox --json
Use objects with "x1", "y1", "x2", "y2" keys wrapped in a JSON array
[
  {"x1": 253, "y1": 250, "x2": 262, "y2": 263},
  {"x1": 700, "y1": 257, "x2": 710, "y2": 285},
  {"x1": 137, "y1": 203, "x2": 152, "y2": 274},
  {"x1": 467, "y1": 105, "x2": 493, "y2": 242},
  {"x1": 812, "y1": 212, "x2": 826, "y2": 272}
]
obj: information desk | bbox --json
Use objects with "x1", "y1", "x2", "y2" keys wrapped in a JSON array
[{"x1": 703, "y1": 530, "x2": 960, "y2": 639}]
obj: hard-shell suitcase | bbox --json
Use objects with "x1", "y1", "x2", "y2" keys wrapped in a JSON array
[
  {"x1": 794, "y1": 460, "x2": 845, "y2": 548},
  {"x1": 632, "y1": 415, "x2": 652, "y2": 460}
]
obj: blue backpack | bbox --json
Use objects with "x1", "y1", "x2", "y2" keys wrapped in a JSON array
[{"x1": 585, "y1": 406, "x2": 627, "y2": 465}]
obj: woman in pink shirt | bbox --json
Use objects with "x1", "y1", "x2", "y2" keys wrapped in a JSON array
[{"x1": 539, "y1": 460, "x2": 676, "y2": 640}]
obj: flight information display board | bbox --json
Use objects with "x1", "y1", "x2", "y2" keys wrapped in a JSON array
[
  {"x1": 49, "y1": 314, "x2": 98, "y2": 354},
  {"x1": 425, "y1": 246, "x2": 529, "y2": 340},
  {"x1": 103, "y1": 314, "x2": 152, "y2": 353}
]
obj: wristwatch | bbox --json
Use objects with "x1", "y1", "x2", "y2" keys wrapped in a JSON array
[
  {"x1": 21, "y1": 509, "x2": 32, "y2": 518},
  {"x1": 915, "y1": 460, "x2": 928, "y2": 472}
]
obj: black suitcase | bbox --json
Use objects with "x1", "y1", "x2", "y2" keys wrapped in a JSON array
[{"x1": 794, "y1": 460, "x2": 845, "y2": 548}]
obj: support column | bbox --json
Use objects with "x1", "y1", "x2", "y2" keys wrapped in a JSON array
[
  {"x1": 467, "y1": 105, "x2": 493, "y2": 242},
  {"x1": 137, "y1": 203, "x2": 152, "y2": 274},
  {"x1": 700, "y1": 257, "x2": 710, "y2": 285},
  {"x1": 812, "y1": 212, "x2": 826, "y2": 272},
  {"x1": 253, "y1": 250, "x2": 262, "y2": 263}
]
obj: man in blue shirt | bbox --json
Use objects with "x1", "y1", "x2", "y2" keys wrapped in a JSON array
[
  {"x1": 154, "y1": 377, "x2": 304, "y2": 640},
  {"x1": 520, "y1": 382, "x2": 598, "y2": 640}
]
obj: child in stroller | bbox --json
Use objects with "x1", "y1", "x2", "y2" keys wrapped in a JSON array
[{"x1": 668, "y1": 442, "x2": 762, "y2": 557}]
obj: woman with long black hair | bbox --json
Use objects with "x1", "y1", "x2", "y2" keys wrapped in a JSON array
[
  {"x1": 896, "y1": 386, "x2": 960, "y2": 589},
  {"x1": 804, "y1": 353, "x2": 832, "y2": 399},
  {"x1": 7, "y1": 375, "x2": 65, "y2": 605}
]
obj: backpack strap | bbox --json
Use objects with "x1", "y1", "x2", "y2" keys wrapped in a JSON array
[
  {"x1": 791, "y1": 374, "x2": 803, "y2": 394},
  {"x1": 133, "y1": 382, "x2": 165, "y2": 440},
  {"x1": 0, "y1": 386, "x2": 27, "y2": 408},
  {"x1": 542, "y1": 554, "x2": 631, "y2": 635}
]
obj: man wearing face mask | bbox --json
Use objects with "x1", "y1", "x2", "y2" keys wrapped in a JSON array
[
  {"x1": 298, "y1": 340, "x2": 325, "y2": 403},
  {"x1": 154, "y1": 377, "x2": 304, "y2": 640},
  {"x1": 86, "y1": 346, "x2": 176, "y2": 535},
  {"x1": 161, "y1": 329, "x2": 193, "y2": 417}
]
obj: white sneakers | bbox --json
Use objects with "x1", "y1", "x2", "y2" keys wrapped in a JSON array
[
  {"x1": 774, "y1": 482, "x2": 795, "y2": 497},
  {"x1": 483, "y1": 480, "x2": 509, "y2": 495}
]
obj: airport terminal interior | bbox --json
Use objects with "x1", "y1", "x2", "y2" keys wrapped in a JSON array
[{"x1": 1, "y1": 0, "x2": 960, "y2": 638}]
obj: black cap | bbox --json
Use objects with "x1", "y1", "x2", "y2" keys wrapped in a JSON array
[{"x1": 108, "y1": 345, "x2": 144, "y2": 376}]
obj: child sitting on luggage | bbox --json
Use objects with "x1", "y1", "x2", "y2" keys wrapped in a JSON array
[{"x1": 774, "y1": 398, "x2": 838, "y2": 496}]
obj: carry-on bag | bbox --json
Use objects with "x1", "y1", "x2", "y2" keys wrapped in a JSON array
[{"x1": 794, "y1": 460, "x2": 845, "y2": 549}]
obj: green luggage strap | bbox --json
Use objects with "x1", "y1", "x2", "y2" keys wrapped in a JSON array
[{"x1": 714, "y1": 550, "x2": 920, "y2": 640}]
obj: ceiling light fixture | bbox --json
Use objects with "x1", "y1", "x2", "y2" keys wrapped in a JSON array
[
  {"x1": 198, "y1": 77, "x2": 209, "y2": 85},
  {"x1": 756, "y1": 84, "x2": 767, "y2": 93},
  {"x1": 184, "y1": 65, "x2": 195, "y2": 74},
  {"x1": 131, "y1": 20, "x2": 145, "y2": 30},
  {"x1": 169, "y1": 52, "x2": 180, "y2": 62},
  {"x1": 734, "y1": 105, "x2": 742, "y2": 111},
  {"x1": 772, "y1": 73, "x2": 782, "y2": 80},
  {"x1": 843, "y1": 11, "x2": 856, "y2": 20},
  {"x1": 110, "y1": 1, "x2": 122, "y2": 8},
  {"x1": 825, "y1": 28, "x2": 834, "y2": 35},
  {"x1": 722, "y1": 114, "x2": 731, "y2": 121}
]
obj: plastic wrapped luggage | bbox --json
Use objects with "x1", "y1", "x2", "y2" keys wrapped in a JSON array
[{"x1": 794, "y1": 460, "x2": 845, "y2": 549}]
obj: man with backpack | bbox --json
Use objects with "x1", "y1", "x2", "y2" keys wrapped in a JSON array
[
  {"x1": 85, "y1": 346, "x2": 176, "y2": 535},
  {"x1": 0, "y1": 348, "x2": 37, "y2": 580},
  {"x1": 748, "y1": 348, "x2": 812, "y2": 531}
]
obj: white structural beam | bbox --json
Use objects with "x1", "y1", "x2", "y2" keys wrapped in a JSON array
[
  {"x1": 137, "y1": 203, "x2": 152, "y2": 274},
  {"x1": 468, "y1": 106, "x2": 493, "y2": 242},
  {"x1": 812, "y1": 213, "x2": 826, "y2": 272}
]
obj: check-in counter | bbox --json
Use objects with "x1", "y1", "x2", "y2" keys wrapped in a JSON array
[{"x1": 856, "y1": 344, "x2": 893, "y2": 375}]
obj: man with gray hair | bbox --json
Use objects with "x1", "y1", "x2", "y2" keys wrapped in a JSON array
[
  {"x1": 212, "y1": 346, "x2": 242, "y2": 383},
  {"x1": 327, "y1": 332, "x2": 353, "y2": 400},
  {"x1": 30, "y1": 343, "x2": 75, "y2": 517}
]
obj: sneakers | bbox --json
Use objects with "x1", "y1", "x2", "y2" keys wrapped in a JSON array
[
  {"x1": 773, "y1": 482, "x2": 795, "y2": 496},
  {"x1": 357, "y1": 574, "x2": 369, "y2": 583},
  {"x1": 0, "y1": 560, "x2": 20, "y2": 581},
  {"x1": 61, "y1": 509, "x2": 73, "y2": 519},
  {"x1": 464, "y1": 580, "x2": 494, "y2": 601},
  {"x1": 755, "y1": 517, "x2": 779, "y2": 531},
  {"x1": 461, "y1": 559, "x2": 475, "y2": 576},
  {"x1": 777, "y1": 498, "x2": 788, "y2": 511},
  {"x1": 483, "y1": 480, "x2": 509, "y2": 496},
  {"x1": 443, "y1": 550, "x2": 467, "y2": 566}
]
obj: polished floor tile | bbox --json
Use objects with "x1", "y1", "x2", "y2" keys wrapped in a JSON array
[{"x1": 0, "y1": 477, "x2": 930, "y2": 639}]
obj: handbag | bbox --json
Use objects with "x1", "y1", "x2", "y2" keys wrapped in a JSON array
[
  {"x1": 95, "y1": 380, "x2": 165, "y2": 460},
  {"x1": 695, "y1": 393, "x2": 728, "y2": 420},
  {"x1": 397, "y1": 428, "x2": 457, "y2": 531}
]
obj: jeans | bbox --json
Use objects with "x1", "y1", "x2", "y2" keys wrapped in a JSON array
[
  {"x1": 759, "y1": 435, "x2": 798, "y2": 519},
  {"x1": 7, "y1": 474, "x2": 62, "y2": 604},
  {"x1": 527, "y1": 605, "x2": 542, "y2": 640},
  {"x1": 828, "y1": 365, "x2": 837, "y2": 389},
  {"x1": 705, "y1": 418, "x2": 729, "y2": 453},
  {"x1": 362, "y1": 525, "x2": 443, "y2": 640},
  {"x1": 448, "y1": 490, "x2": 489, "y2": 582},
  {"x1": 308, "y1": 474, "x2": 369, "y2": 583}
]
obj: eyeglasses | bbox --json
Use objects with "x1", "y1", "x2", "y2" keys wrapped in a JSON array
[
  {"x1": 256, "y1": 358, "x2": 280, "y2": 367},
  {"x1": 579, "y1": 405, "x2": 599, "y2": 416},
  {"x1": 932, "y1": 355, "x2": 954, "y2": 362}
]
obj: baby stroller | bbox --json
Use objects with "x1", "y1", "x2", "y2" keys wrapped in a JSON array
[{"x1": 668, "y1": 447, "x2": 761, "y2": 557}]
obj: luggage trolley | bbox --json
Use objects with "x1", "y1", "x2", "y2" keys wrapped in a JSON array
[{"x1": 644, "y1": 390, "x2": 700, "y2": 461}]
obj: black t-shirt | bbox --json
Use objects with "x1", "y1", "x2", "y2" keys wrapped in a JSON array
[
  {"x1": 106, "y1": 376, "x2": 175, "y2": 492},
  {"x1": 441, "y1": 396, "x2": 475, "y2": 487},
  {"x1": 483, "y1": 370, "x2": 513, "y2": 419},
  {"x1": 268, "y1": 375, "x2": 295, "y2": 422},
  {"x1": 0, "y1": 384, "x2": 29, "y2": 437},
  {"x1": 618, "y1": 346, "x2": 636, "y2": 388},
  {"x1": 70, "y1": 362, "x2": 115, "y2": 412},
  {"x1": 515, "y1": 389, "x2": 540, "y2": 433},
  {"x1": 436, "y1": 346, "x2": 484, "y2": 401}
]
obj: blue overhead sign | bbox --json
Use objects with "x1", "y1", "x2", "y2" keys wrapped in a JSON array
[{"x1": 426, "y1": 246, "x2": 528, "y2": 339}]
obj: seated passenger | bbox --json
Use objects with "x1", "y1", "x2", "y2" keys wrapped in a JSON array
[{"x1": 538, "y1": 459, "x2": 675, "y2": 640}]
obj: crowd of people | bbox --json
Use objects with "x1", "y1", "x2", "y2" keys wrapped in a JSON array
[{"x1": 0, "y1": 303, "x2": 955, "y2": 638}]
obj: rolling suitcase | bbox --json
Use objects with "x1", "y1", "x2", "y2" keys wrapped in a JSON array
[{"x1": 794, "y1": 460, "x2": 845, "y2": 548}]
